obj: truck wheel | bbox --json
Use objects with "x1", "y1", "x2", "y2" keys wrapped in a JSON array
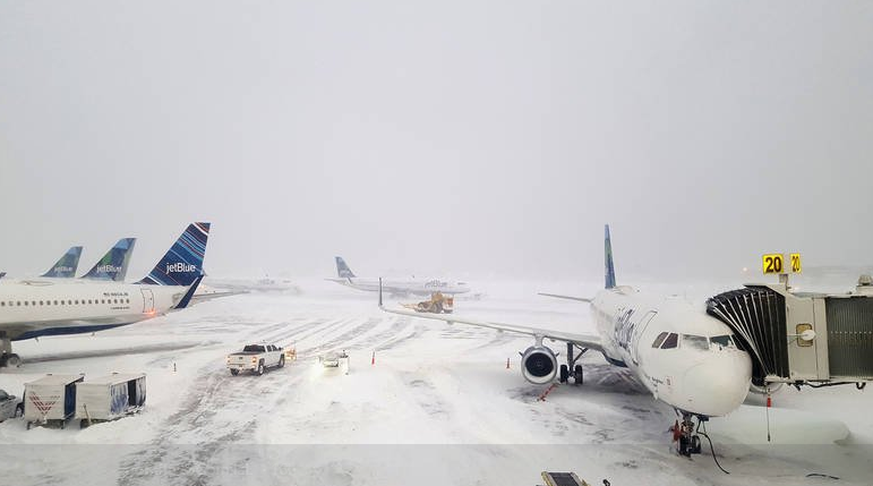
[
  {"x1": 256, "y1": 362, "x2": 265, "y2": 376},
  {"x1": 278, "y1": 355, "x2": 285, "y2": 368},
  {"x1": 80, "y1": 420, "x2": 89, "y2": 429},
  {"x1": 26, "y1": 421, "x2": 32, "y2": 430},
  {"x1": 230, "y1": 369, "x2": 239, "y2": 376},
  {"x1": 6, "y1": 354, "x2": 21, "y2": 368}
]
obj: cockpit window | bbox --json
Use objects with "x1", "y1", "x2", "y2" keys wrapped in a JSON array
[
  {"x1": 710, "y1": 335, "x2": 735, "y2": 349},
  {"x1": 682, "y1": 334, "x2": 710, "y2": 351},
  {"x1": 660, "y1": 333, "x2": 679, "y2": 349},
  {"x1": 652, "y1": 332, "x2": 668, "y2": 348}
]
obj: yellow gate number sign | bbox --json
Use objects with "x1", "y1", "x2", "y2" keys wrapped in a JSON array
[
  {"x1": 790, "y1": 253, "x2": 802, "y2": 273},
  {"x1": 762, "y1": 254, "x2": 784, "y2": 274}
]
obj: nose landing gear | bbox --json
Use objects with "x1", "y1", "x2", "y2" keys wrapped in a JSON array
[{"x1": 671, "y1": 412, "x2": 703, "y2": 456}]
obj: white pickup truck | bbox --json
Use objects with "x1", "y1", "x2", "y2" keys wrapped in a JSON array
[{"x1": 226, "y1": 344, "x2": 285, "y2": 376}]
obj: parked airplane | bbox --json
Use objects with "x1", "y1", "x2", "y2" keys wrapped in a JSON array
[
  {"x1": 381, "y1": 226, "x2": 752, "y2": 456},
  {"x1": 329, "y1": 256, "x2": 470, "y2": 296},
  {"x1": 41, "y1": 246, "x2": 84, "y2": 278},
  {"x1": 80, "y1": 238, "x2": 136, "y2": 281},
  {"x1": 0, "y1": 223, "x2": 210, "y2": 369}
]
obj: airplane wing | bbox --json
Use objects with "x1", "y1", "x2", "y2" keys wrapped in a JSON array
[
  {"x1": 537, "y1": 292, "x2": 593, "y2": 303},
  {"x1": 190, "y1": 289, "x2": 248, "y2": 304},
  {"x1": 379, "y1": 305, "x2": 603, "y2": 352}
]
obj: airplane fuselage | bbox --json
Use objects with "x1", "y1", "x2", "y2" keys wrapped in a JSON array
[
  {"x1": 591, "y1": 286, "x2": 752, "y2": 417},
  {"x1": 0, "y1": 279, "x2": 188, "y2": 340}
]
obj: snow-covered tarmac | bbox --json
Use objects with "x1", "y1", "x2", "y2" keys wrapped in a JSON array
[{"x1": 1, "y1": 279, "x2": 870, "y2": 486}]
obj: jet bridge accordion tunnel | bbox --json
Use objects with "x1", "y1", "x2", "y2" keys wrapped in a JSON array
[{"x1": 707, "y1": 284, "x2": 873, "y2": 386}]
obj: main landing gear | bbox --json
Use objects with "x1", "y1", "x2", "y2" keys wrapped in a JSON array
[
  {"x1": 671, "y1": 412, "x2": 704, "y2": 456},
  {"x1": 0, "y1": 335, "x2": 21, "y2": 368},
  {"x1": 559, "y1": 342, "x2": 587, "y2": 385}
]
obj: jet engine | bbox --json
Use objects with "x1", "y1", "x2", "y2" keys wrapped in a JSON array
[{"x1": 521, "y1": 345, "x2": 557, "y2": 384}]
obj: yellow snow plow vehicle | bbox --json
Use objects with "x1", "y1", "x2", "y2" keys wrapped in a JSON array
[{"x1": 402, "y1": 292, "x2": 454, "y2": 314}]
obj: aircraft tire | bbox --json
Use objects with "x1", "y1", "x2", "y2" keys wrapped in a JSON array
[
  {"x1": 573, "y1": 365, "x2": 583, "y2": 385},
  {"x1": 559, "y1": 365, "x2": 569, "y2": 383}
]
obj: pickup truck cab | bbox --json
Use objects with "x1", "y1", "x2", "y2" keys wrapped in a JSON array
[
  {"x1": 0, "y1": 388, "x2": 23, "y2": 422},
  {"x1": 226, "y1": 344, "x2": 285, "y2": 376}
]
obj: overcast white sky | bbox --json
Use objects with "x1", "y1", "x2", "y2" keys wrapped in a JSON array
[{"x1": 1, "y1": 1, "x2": 871, "y2": 281}]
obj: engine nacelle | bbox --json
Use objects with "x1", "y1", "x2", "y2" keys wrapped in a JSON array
[{"x1": 521, "y1": 345, "x2": 557, "y2": 385}]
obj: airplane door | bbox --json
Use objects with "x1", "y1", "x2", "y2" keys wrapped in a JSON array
[
  {"x1": 631, "y1": 311, "x2": 658, "y2": 366},
  {"x1": 141, "y1": 289, "x2": 155, "y2": 313}
]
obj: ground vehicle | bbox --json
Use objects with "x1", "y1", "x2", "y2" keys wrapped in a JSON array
[
  {"x1": 401, "y1": 292, "x2": 454, "y2": 314},
  {"x1": 226, "y1": 344, "x2": 285, "y2": 376},
  {"x1": 76, "y1": 373, "x2": 146, "y2": 428},
  {"x1": 0, "y1": 388, "x2": 23, "y2": 422},
  {"x1": 24, "y1": 374, "x2": 84, "y2": 429}
]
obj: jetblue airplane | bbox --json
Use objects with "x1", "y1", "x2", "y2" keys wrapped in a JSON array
[
  {"x1": 1, "y1": 246, "x2": 82, "y2": 282},
  {"x1": 0, "y1": 223, "x2": 210, "y2": 369},
  {"x1": 40, "y1": 246, "x2": 84, "y2": 278},
  {"x1": 79, "y1": 237, "x2": 136, "y2": 281},
  {"x1": 328, "y1": 256, "x2": 470, "y2": 296},
  {"x1": 381, "y1": 226, "x2": 752, "y2": 456}
]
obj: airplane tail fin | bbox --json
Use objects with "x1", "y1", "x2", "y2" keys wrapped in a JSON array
[
  {"x1": 81, "y1": 238, "x2": 136, "y2": 282},
  {"x1": 605, "y1": 224, "x2": 616, "y2": 289},
  {"x1": 41, "y1": 246, "x2": 83, "y2": 278},
  {"x1": 138, "y1": 223, "x2": 210, "y2": 286},
  {"x1": 335, "y1": 256, "x2": 356, "y2": 278}
]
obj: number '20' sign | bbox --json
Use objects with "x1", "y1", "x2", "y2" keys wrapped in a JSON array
[{"x1": 762, "y1": 253, "x2": 802, "y2": 274}]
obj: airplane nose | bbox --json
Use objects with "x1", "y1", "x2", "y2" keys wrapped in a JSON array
[{"x1": 680, "y1": 352, "x2": 752, "y2": 416}]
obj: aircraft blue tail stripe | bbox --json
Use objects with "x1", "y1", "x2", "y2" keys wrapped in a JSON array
[{"x1": 138, "y1": 222, "x2": 210, "y2": 286}]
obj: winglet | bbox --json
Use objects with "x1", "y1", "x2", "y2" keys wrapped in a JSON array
[
  {"x1": 174, "y1": 275, "x2": 205, "y2": 309},
  {"x1": 605, "y1": 224, "x2": 616, "y2": 289},
  {"x1": 41, "y1": 246, "x2": 83, "y2": 278}
]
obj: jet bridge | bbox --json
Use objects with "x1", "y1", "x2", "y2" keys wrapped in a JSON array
[{"x1": 707, "y1": 277, "x2": 873, "y2": 387}]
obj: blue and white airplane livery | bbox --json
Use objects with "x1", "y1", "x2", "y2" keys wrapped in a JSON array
[
  {"x1": 0, "y1": 223, "x2": 210, "y2": 369},
  {"x1": 382, "y1": 225, "x2": 752, "y2": 456},
  {"x1": 329, "y1": 256, "x2": 470, "y2": 296}
]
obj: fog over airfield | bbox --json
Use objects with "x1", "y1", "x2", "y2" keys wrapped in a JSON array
[{"x1": 1, "y1": 1, "x2": 871, "y2": 281}]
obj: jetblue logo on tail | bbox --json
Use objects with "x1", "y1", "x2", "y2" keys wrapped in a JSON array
[
  {"x1": 54, "y1": 266, "x2": 74, "y2": 274},
  {"x1": 96, "y1": 264, "x2": 121, "y2": 274},
  {"x1": 139, "y1": 222, "x2": 210, "y2": 286},
  {"x1": 167, "y1": 263, "x2": 197, "y2": 273}
]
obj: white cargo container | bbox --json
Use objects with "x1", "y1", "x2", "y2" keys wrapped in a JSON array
[
  {"x1": 75, "y1": 373, "x2": 146, "y2": 428},
  {"x1": 24, "y1": 374, "x2": 84, "y2": 429}
]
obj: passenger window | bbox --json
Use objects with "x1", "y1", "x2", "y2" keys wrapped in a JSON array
[
  {"x1": 54, "y1": 300, "x2": 58, "y2": 305},
  {"x1": 661, "y1": 333, "x2": 678, "y2": 349},
  {"x1": 652, "y1": 332, "x2": 668, "y2": 348},
  {"x1": 682, "y1": 334, "x2": 710, "y2": 351},
  {"x1": 24, "y1": 301, "x2": 28, "y2": 306}
]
